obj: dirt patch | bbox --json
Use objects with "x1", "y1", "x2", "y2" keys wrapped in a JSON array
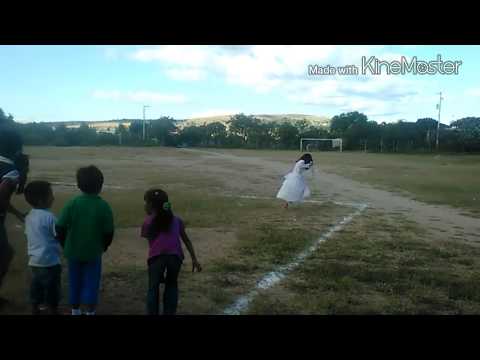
[
  {"x1": 184, "y1": 148, "x2": 480, "y2": 245},
  {"x1": 0, "y1": 220, "x2": 239, "y2": 315},
  {"x1": 102, "y1": 226, "x2": 238, "y2": 270}
]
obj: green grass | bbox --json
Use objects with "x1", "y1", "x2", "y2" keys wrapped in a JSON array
[
  {"x1": 247, "y1": 211, "x2": 480, "y2": 314},
  {"x1": 4, "y1": 182, "x2": 353, "y2": 315},
  {"x1": 211, "y1": 149, "x2": 480, "y2": 216},
  {"x1": 5, "y1": 146, "x2": 478, "y2": 315},
  {"x1": 24, "y1": 146, "x2": 480, "y2": 216},
  {"x1": 200, "y1": 226, "x2": 319, "y2": 312}
]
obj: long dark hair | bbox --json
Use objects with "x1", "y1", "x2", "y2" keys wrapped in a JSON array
[
  {"x1": 144, "y1": 188, "x2": 174, "y2": 237},
  {"x1": 297, "y1": 153, "x2": 313, "y2": 165}
]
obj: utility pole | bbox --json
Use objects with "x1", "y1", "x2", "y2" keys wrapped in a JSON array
[
  {"x1": 143, "y1": 105, "x2": 150, "y2": 141},
  {"x1": 436, "y1": 92, "x2": 443, "y2": 151}
]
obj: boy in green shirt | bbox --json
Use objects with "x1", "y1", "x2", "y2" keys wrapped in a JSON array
[{"x1": 56, "y1": 165, "x2": 114, "y2": 316}]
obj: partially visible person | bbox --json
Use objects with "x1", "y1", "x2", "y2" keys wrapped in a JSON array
[
  {"x1": 56, "y1": 165, "x2": 114, "y2": 316},
  {"x1": 24, "y1": 181, "x2": 61, "y2": 315},
  {"x1": 0, "y1": 126, "x2": 29, "y2": 300}
]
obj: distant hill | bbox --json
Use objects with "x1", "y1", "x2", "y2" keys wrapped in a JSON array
[
  {"x1": 39, "y1": 114, "x2": 330, "y2": 132},
  {"x1": 181, "y1": 114, "x2": 330, "y2": 128}
]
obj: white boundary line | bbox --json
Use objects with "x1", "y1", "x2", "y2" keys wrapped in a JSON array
[
  {"x1": 226, "y1": 194, "x2": 367, "y2": 211},
  {"x1": 222, "y1": 194, "x2": 367, "y2": 315}
]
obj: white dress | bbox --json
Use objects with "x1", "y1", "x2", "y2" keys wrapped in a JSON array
[{"x1": 276, "y1": 160, "x2": 312, "y2": 203}]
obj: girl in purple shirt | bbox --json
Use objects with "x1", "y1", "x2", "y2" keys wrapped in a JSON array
[{"x1": 141, "y1": 189, "x2": 201, "y2": 315}]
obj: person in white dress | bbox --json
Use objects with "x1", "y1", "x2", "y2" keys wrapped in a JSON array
[{"x1": 276, "y1": 153, "x2": 313, "y2": 209}]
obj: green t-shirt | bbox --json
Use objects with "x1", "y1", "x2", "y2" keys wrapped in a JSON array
[{"x1": 57, "y1": 193, "x2": 114, "y2": 261}]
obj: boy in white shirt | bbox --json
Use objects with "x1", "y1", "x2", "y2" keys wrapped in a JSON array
[{"x1": 24, "y1": 181, "x2": 61, "y2": 315}]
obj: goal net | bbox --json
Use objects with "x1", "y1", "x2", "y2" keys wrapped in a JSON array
[{"x1": 300, "y1": 138, "x2": 343, "y2": 152}]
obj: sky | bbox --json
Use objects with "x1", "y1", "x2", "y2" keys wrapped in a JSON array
[{"x1": 0, "y1": 45, "x2": 479, "y2": 124}]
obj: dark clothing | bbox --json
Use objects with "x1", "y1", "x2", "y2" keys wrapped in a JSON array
[
  {"x1": 0, "y1": 214, "x2": 14, "y2": 286},
  {"x1": 147, "y1": 255, "x2": 182, "y2": 315},
  {"x1": 0, "y1": 159, "x2": 18, "y2": 289},
  {"x1": 0, "y1": 219, "x2": 14, "y2": 289},
  {"x1": 30, "y1": 265, "x2": 62, "y2": 306}
]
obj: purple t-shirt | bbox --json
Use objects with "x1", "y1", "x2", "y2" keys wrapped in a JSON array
[{"x1": 141, "y1": 215, "x2": 184, "y2": 261}]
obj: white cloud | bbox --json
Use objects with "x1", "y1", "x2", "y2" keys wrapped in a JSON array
[
  {"x1": 128, "y1": 45, "x2": 429, "y2": 120},
  {"x1": 93, "y1": 90, "x2": 186, "y2": 104},
  {"x1": 131, "y1": 45, "x2": 210, "y2": 66},
  {"x1": 130, "y1": 45, "x2": 339, "y2": 92},
  {"x1": 287, "y1": 70, "x2": 420, "y2": 121},
  {"x1": 214, "y1": 45, "x2": 338, "y2": 92}
]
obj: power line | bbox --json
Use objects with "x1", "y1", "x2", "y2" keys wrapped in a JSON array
[
  {"x1": 436, "y1": 92, "x2": 443, "y2": 151},
  {"x1": 143, "y1": 105, "x2": 150, "y2": 141}
]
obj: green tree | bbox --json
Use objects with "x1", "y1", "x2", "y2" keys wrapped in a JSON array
[
  {"x1": 205, "y1": 122, "x2": 227, "y2": 147},
  {"x1": 256, "y1": 122, "x2": 276, "y2": 149},
  {"x1": 150, "y1": 117, "x2": 177, "y2": 146},
  {"x1": 277, "y1": 123, "x2": 299, "y2": 149},
  {"x1": 450, "y1": 117, "x2": 480, "y2": 152},
  {"x1": 0, "y1": 108, "x2": 15, "y2": 126},
  {"x1": 416, "y1": 118, "x2": 437, "y2": 151},
  {"x1": 97, "y1": 132, "x2": 117, "y2": 146},
  {"x1": 53, "y1": 124, "x2": 68, "y2": 146},
  {"x1": 346, "y1": 120, "x2": 381, "y2": 152},
  {"x1": 19, "y1": 123, "x2": 55, "y2": 145},
  {"x1": 115, "y1": 124, "x2": 129, "y2": 145},
  {"x1": 228, "y1": 114, "x2": 262, "y2": 147},
  {"x1": 330, "y1": 111, "x2": 368, "y2": 138},
  {"x1": 129, "y1": 120, "x2": 143, "y2": 140},
  {"x1": 179, "y1": 125, "x2": 205, "y2": 147},
  {"x1": 295, "y1": 118, "x2": 311, "y2": 134},
  {"x1": 77, "y1": 123, "x2": 97, "y2": 145}
]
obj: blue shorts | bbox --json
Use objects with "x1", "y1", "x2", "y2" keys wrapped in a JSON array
[{"x1": 68, "y1": 257, "x2": 102, "y2": 305}]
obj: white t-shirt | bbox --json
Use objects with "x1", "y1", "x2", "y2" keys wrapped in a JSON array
[{"x1": 25, "y1": 209, "x2": 61, "y2": 267}]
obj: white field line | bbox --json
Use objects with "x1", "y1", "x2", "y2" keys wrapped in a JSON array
[
  {"x1": 226, "y1": 194, "x2": 367, "y2": 211},
  {"x1": 222, "y1": 194, "x2": 367, "y2": 315}
]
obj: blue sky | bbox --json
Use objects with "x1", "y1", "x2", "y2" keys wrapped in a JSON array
[{"x1": 0, "y1": 45, "x2": 479, "y2": 124}]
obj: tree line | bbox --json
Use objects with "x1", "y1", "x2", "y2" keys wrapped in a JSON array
[{"x1": 1, "y1": 108, "x2": 480, "y2": 153}]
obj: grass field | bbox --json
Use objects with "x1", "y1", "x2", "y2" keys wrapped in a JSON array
[
  {"x1": 209, "y1": 149, "x2": 480, "y2": 216},
  {"x1": 248, "y1": 211, "x2": 480, "y2": 314},
  {"x1": 1, "y1": 146, "x2": 480, "y2": 315}
]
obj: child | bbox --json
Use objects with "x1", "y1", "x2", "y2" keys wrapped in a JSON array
[
  {"x1": 141, "y1": 189, "x2": 201, "y2": 315},
  {"x1": 56, "y1": 165, "x2": 114, "y2": 316},
  {"x1": 0, "y1": 126, "x2": 29, "y2": 296},
  {"x1": 276, "y1": 153, "x2": 314, "y2": 209},
  {"x1": 24, "y1": 181, "x2": 61, "y2": 315}
]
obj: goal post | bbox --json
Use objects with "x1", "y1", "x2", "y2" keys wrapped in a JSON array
[{"x1": 300, "y1": 138, "x2": 343, "y2": 152}]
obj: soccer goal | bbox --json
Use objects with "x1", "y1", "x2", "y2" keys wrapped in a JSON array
[{"x1": 300, "y1": 138, "x2": 343, "y2": 152}]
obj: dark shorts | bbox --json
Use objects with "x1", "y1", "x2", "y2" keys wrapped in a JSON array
[
  {"x1": 0, "y1": 219, "x2": 14, "y2": 289},
  {"x1": 30, "y1": 265, "x2": 62, "y2": 306}
]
